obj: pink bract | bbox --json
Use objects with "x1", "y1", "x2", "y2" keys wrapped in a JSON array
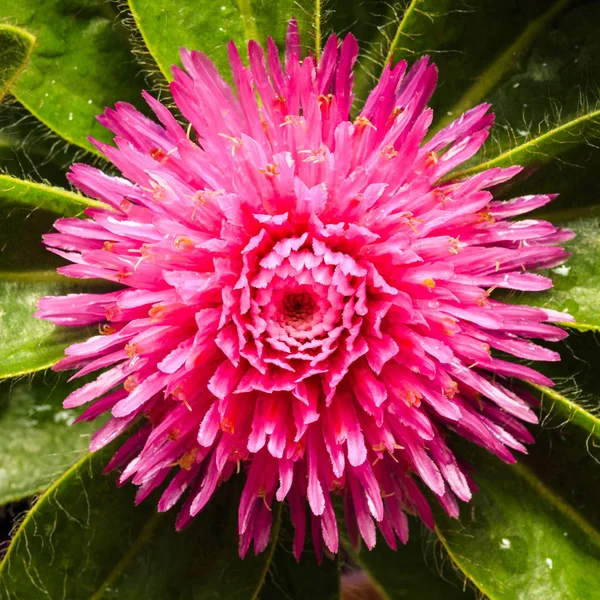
[{"x1": 37, "y1": 20, "x2": 572, "y2": 559}]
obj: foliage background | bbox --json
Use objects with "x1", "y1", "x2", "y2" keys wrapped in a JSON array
[{"x1": 0, "y1": 0, "x2": 599, "y2": 598}]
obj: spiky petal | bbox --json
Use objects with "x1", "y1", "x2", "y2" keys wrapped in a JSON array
[{"x1": 37, "y1": 20, "x2": 572, "y2": 559}]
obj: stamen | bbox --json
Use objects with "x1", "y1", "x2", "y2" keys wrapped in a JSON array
[
  {"x1": 353, "y1": 116, "x2": 376, "y2": 131},
  {"x1": 105, "y1": 305, "x2": 122, "y2": 322},
  {"x1": 166, "y1": 428, "x2": 180, "y2": 441},
  {"x1": 317, "y1": 94, "x2": 333, "y2": 109},
  {"x1": 386, "y1": 449, "x2": 400, "y2": 463},
  {"x1": 149, "y1": 304, "x2": 166, "y2": 323},
  {"x1": 448, "y1": 236, "x2": 461, "y2": 255},
  {"x1": 299, "y1": 146, "x2": 327, "y2": 163},
  {"x1": 218, "y1": 133, "x2": 243, "y2": 156},
  {"x1": 258, "y1": 163, "x2": 280, "y2": 178},
  {"x1": 178, "y1": 447, "x2": 199, "y2": 470},
  {"x1": 150, "y1": 147, "x2": 169, "y2": 163},
  {"x1": 424, "y1": 151, "x2": 439, "y2": 168},
  {"x1": 221, "y1": 417, "x2": 235, "y2": 434},
  {"x1": 380, "y1": 144, "x2": 398, "y2": 160},
  {"x1": 99, "y1": 323, "x2": 117, "y2": 335},
  {"x1": 117, "y1": 269, "x2": 132, "y2": 283},
  {"x1": 280, "y1": 115, "x2": 305, "y2": 129},
  {"x1": 124, "y1": 374, "x2": 139, "y2": 392},
  {"x1": 125, "y1": 343, "x2": 139, "y2": 358},
  {"x1": 442, "y1": 382, "x2": 458, "y2": 398},
  {"x1": 258, "y1": 487, "x2": 272, "y2": 511},
  {"x1": 174, "y1": 236, "x2": 194, "y2": 251},
  {"x1": 388, "y1": 106, "x2": 404, "y2": 124}
]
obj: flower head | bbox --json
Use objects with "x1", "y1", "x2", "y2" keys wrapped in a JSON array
[{"x1": 37, "y1": 20, "x2": 572, "y2": 559}]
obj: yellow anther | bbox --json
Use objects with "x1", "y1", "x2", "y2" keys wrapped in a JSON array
[
  {"x1": 380, "y1": 145, "x2": 398, "y2": 160},
  {"x1": 125, "y1": 343, "x2": 139, "y2": 358},
  {"x1": 149, "y1": 304, "x2": 167, "y2": 323},
  {"x1": 218, "y1": 133, "x2": 244, "y2": 155},
  {"x1": 178, "y1": 447, "x2": 199, "y2": 470},
  {"x1": 150, "y1": 147, "x2": 169, "y2": 163},
  {"x1": 174, "y1": 236, "x2": 194, "y2": 251},
  {"x1": 424, "y1": 151, "x2": 439, "y2": 168},
  {"x1": 258, "y1": 163, "x2": 280, "y2": 178},
  {"x1": 448, "y1": 236, "x2": 461, "y2": 255},
  {"x1": 221, "y1": 418, "x2": 235, "y2": 434},
  {"x1": 353, "y1": 116, "x2": 376, "y2": 131},
  {"x1": 388, "y1": 106, "x2": 404, "y2": 124},
  {"x1": 124, "y1": 374, "x2": 139, "y2": 393},
  {"x1": 99, "y1": 323, "x2": 117, "y2": 336},
  {"x1": 442, "y1": 382, "x2": 458, "y2": 399}
]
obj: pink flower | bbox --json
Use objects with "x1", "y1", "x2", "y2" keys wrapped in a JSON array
[{"x1": 37, "y1": 20, "x2": 572, "y2": 559}]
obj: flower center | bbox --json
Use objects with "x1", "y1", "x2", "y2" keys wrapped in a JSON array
[{"x1": 280, "y1": 291, "x2": 317, "y2": 325}]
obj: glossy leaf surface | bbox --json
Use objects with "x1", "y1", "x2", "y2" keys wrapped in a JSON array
[
  {"x1": 128, "y1": 0, "x2": 312, "y2": 82},
  {"x1": 0, "y1": 274, "x2": 91, "y2": 379},
  {"x1": 0, "y1": 173, "x2": 103, "y2": 215},
  {"x1": 436, "y1": 442, "x2": 600, "y2": 600},
  {"x1": 452, "y1": 2, "x2": 600, "y2": 176},
  {"x1": 359, "y1": 1, "x2": 569, "y2": 118},
  {"x1": 510, "y1": 218, "x2": 600, "y2": 332},
  {"x1": 0, "y1": 0, "x2": 144, "y2": 153},
  {"x1": 0, "y1": 372, "x2": 96, "y2": 505},
  {"x1": 0, "y1": 198, "x2": 96, "y2": 379},
  {"x1": 0, "y1": 447, "x2": 281, "y2": 599}
]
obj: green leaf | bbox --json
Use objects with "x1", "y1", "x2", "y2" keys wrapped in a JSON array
[
  {"x1": 496, "y1": 142, "x2": 600, "y2": 219},
  {"x1": 357, "y1": 1, "x2": 569, "y2": 115},
  {"x1": 359, "y1": 2, "x2": 600, "y2": 179},
  {"x1": 0, "y1": 24, "x2": 34, "y2": 102},
  {"x1": 532, "y1": 330, "x2": 600, "y2": 442},
  {"x1": 435, "y1": 444, "x2": 600, "y2": 600},
  {"x1": 453, "y1": 106, "x2": 600, "y2": 179},
  {"x1": 520, "y1": 397, "x2": 600, "y2": 535},
  {"x1": 0, "y1": 197, "x2": 99, "y2": 379},
  {"x1": 128, "y1": 0, "x2": 316, "y2": 83},
  {"x1": 436, "y1": 0, "x2": 573, "y2": 130},
  {"x1": 451, "y1": 2, "x2": 600, "y2": 177},
  {"x1": 0, "y1": 273, "x2": 91, "y2": 379},
  {"x1": 350, "y1": 525, "x2": 477, "y2": 600},
  {"x1": 1, "y1": 0, "x2": 145, "y2": 154},
  {"x1": 0, "y1": 447, "x2": 282, "y2": 599},
  {"x1": 0, "y1": 372, "x2": 98, "y2": 505},
  {"x1": 509, "y1": 218, "x2": 600, "y2": 332},
  {"x1": 0, "y1": 173, "x2": 105, "y2": 215},
  {"x1": 437, "y1": 333, "x2": 600, "y2": 598}
]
